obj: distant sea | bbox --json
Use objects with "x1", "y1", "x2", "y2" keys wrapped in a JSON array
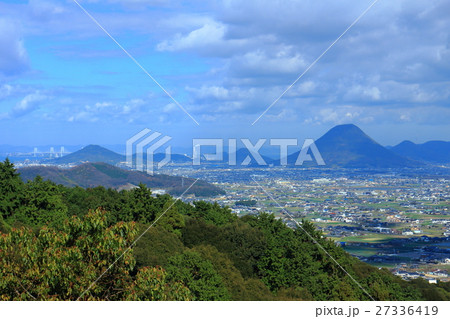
[{"x1": 0, "y1": 156, "x2": 39, "y2": 163}]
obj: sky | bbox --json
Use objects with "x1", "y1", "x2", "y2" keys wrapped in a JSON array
[{"x1": 0, "y1": 0, "x2": 449, "y2": 150}]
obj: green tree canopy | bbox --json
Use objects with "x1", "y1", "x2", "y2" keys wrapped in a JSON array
[
  {"x1": 13, "y1": 176, "x2": 68, "y2": 227},
  {"x1": 166, "y1": 250, "x2": 230, "y2": 301},
  {"x1": 0, "y1": 209, "x2": 191, "y2": 301},
  {"x1": 0, "y1": 159, "x2": 24, "y2": 221}
]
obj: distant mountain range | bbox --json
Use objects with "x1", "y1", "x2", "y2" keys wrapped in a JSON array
[
  {"x1": 30, "y1": 124, "x2": 450, "y2": 169},
  {"x1": 390, "y1": 140, "x2": 450, "y2": 164},
  {"x1": 45, "y1": 144, "x2": 192, "y2": 166},
  {"x1": 44, "y1": 144, "x2": 275, "y2": 167},
  {"x1": 19, "y1": 162, "x2": 224, "y2": 197}
]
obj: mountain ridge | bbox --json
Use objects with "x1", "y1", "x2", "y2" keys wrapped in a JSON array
[
  {"x1": 19, "y1": 162, "x2": 224, "y2": 197},
  {"x1": 35, "y1": 125, "x2": 448, "y2": 168},
  {"x1": 45, "y1": 144, "x2": 192, "y2": 166},
  {"x1": 391, "y1": 140, "x2": 450, "y2": 164}
]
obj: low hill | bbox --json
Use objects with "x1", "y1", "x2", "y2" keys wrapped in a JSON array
[
  {"x1": 45, "y1": 144, "x2": 192, "y2": 166},
  {"x1": 45, "y1": 145, "x2": 125, "y2": 165},
  {"x1": 391, "y1": 140, "x2": 450, "y2": 164},
  {"x1": 19, "y1": 162, "x2": 224, "y2": 197},
  {"x1": 286, "y1": 124, "x2": 421, "y2": 168}
]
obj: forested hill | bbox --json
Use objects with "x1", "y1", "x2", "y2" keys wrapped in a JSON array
[
  {"x1": 1, "y1": 159, "x2": 449, "y2": 301},
  {"x1": 18, "y1": 162, "x2": 224, "y2": 197},
  {"x1": 45, "y1": 144, "x2": 125, "y2": 165}
]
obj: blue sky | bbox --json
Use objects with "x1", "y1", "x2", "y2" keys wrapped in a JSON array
[{"x1": 0, "y1": 0, "x2": 449, "y2": 149}]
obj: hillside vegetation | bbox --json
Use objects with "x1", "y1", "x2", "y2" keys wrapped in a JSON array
[
  {"x1": 1, "y1": 159, "x2": 449, "y2": 301},
  {"x1": 19, "y1": 162, "x2": 224, "y2": 197}
]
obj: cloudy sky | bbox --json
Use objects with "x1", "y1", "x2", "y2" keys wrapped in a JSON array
[{"x1": 0, "y1": 0, "x2": 449, "y2": 149}]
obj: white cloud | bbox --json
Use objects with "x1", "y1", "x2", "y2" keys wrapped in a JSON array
[
  {"x1": 163, "y1": 103, "x2": 177, "y2": 113},
  {"x1": 232, "y1": 48, "x2": 306, "y2": 76},
  {"x1": 14, "y1": 93, "x2": 45, "y2": 113},
  {"x1": 186, "y1": 85, "x2": 233, "y2": 100},
  {"x1": 345, "y1": 85, "x2": 381, "y2": 101},
  {"x1": 0, "y1": 92, "x2": 46, "y2": 120},
  {"x1": 400, "y1": 113, "x2": 411, "y2": 122},
  {"x1": 122, "y1": 99, "x2": 145, "y2": 114},
  {"x1": 157, "y1": 21, "x2": 227, "y2": 52},
  {"x1": 0, "y1": 19, "x2": 29, "y2": 76},
  {"x1": 28, "y1": 0, "x2": 66, "y2": 20},
  {"x1": 63, "y1": 97, "x2": 171, "y2": 124},
  {"x1": 0, "y1": 84, "x2": 14, "y2": 99},
  {"x1": 68, "y1": 111, "x2": 98, "y2": 123},
  {"x1": 264, "y1": 109, "x2": 298, "y2": 122},
  {"x1": 87, "y1": 102, "x2": 113, "y2": 112},
  {"x1": 318, "y1": 106, "x2": 363, "y2": 124}
]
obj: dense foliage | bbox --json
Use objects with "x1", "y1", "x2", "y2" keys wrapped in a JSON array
[
  {"x1": 0, "y1": 160, "x2": 449, "y2": 301},
  {"x1": 0, "y1": 208, "x2": 191, "y2": 301}
]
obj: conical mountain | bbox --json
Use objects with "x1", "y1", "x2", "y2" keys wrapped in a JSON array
[
  {"x1": 45, "y1": 145, "x2": 125, "y2": 165},
  {"x1": 287, "y1": 124, "x2": 420, "y2": 168}
]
